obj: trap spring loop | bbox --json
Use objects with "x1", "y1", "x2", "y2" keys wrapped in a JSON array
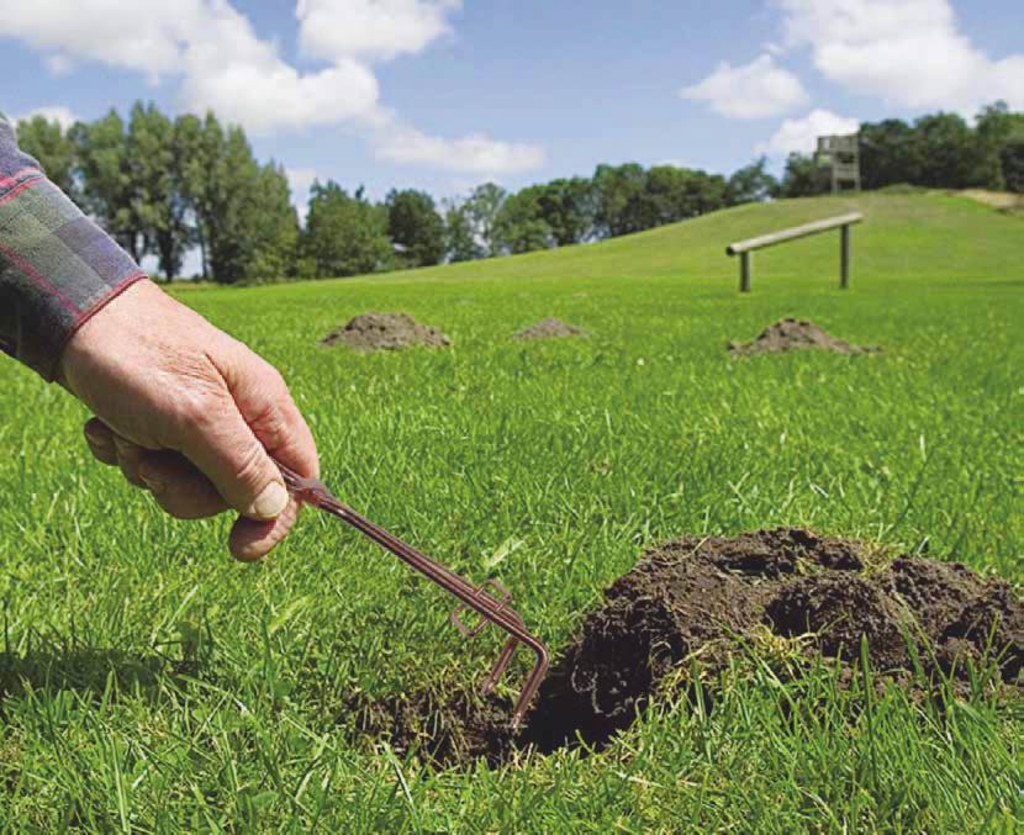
[{"x1": 276, "y1": 460, "x2": 549, "y2": 726}]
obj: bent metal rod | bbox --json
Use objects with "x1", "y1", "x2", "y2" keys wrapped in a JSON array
[{"x1": 275, "y1": 460, "x2": 550, "y2": 726}]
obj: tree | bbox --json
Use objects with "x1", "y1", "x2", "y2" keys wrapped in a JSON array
[
  {"x1": 913, "y1": 112, "x2": 988, "y2": 189},
  {"x1": 493, "y1": 185, "x2": 553, "y2": 254},
  {"x1": 533, "y1": 177, "x2": 596, "y2": 245},
  {"x1": 248, "y1": 162, "x2": 300, "y2": 281},
  {"x1": 386, "y1": 189, "x2": 445, "y2": 267},
  {"x1": 303, "y1": 181, "x2": 391, "y2": 277},
  {"x1": 464, "y1": 182, "x2": 507, "y2": 257},
  {"x1": 858, "y1": 119, "x2": 922, "y2": 190},
  {"x1": 1001, "y1": 138, "x2": 1024, "y2": 193},
  {"x1": 592, "y1": 163, "x2": 647, "y2": 238},
  {"x1": 975, "y1": 102, "x2": 1024, "y2": 190},
  {"x1": 127, "y1": 102, "x2": 190, "y2": 281},
  {"x1": 15, "y1": 115, "x2": 78, "y2": 196},
  {"x1": 780, "y1": 153, "x2": 831, "y2": 197},
  {"x1": 72, "y1": 109, "x2": 142, "y2": 260},
  {"x1": 443, "y1": 199, "x2": 480, "y2": 262},
  {"x1": 726, "y1": 157, "x2": 778, "y2": 205}
]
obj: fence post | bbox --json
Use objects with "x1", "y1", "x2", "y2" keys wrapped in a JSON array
[
  {"x1": 740, "y1": 252, "x2": 751, "y2": 293},
  {"x1": 840, "y1": 224, "x2": 850, "y2": 289}
]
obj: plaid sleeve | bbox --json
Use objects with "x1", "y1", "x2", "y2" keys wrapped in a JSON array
[{"x1": 0, "y1": 115, "x2": 146, "y2": 381}]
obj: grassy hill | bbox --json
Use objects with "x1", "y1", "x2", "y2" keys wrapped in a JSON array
[{"x1": 0, "y1": 192, "x2": 1021, "y2": 830}]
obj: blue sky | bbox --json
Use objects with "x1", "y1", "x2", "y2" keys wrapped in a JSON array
[{"x1": 2, "y1": 0, "x2": 1022, "y2": 212}]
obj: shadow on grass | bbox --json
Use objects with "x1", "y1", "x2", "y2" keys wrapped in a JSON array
[{"x1": 0, "y1": 648, "x2": 192, "y2": 699}]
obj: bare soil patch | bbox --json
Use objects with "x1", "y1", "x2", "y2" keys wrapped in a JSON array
[
  {"x1": 729, "y1": 318, "x2": 878, "y2": 356},
  {"x1": 513, "y1": 318, "x2": 589, "y2": 341},
  {"x1": 321, "y1": 312, "x2": 451, "y2": 351},
  {"x1": 352, "y1": 529, "x2": 1021, "y2": 767}
]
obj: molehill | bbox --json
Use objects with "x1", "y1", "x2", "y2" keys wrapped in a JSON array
[
  {"x1": 351, "y1": 529, "x2": 1022, "y2": 767},
  {"x1": 729, "y1": 318, "x2": 878, "y2": 355},
  {"x1": 513, "y1": 318, "x2": 590, "y2": 341},
  {"x1": 321, "y1": 312, "x2": 451, "y2": 351}
]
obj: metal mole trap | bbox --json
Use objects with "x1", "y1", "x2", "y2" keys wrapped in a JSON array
[{"x1": 276, "y1": 461, "x2": 550, "y2": 727}]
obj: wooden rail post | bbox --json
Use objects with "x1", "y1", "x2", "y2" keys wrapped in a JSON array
[
  {"x1": 725, "y1": 212, "x2": 863, "y2": 293},
  {"x1": 840, "y1": 223, "x2": 850, "y2": 289}
]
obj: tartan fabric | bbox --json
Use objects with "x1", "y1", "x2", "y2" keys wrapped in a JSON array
[{"x1": 0, "y1": 115, "x2": 146, "y2": 380}]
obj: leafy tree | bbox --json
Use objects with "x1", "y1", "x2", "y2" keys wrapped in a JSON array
[
  {"x1": 493, "y1": 185, "x2": 553, "y2": 254},
  {"x1": 248, "y1": 162, "x2": 300, "y2": 281},
  {"x1": 858, "y1": 119, "x2": 922, "y2": 190},
  {"x1": 592, "y1": 163, "x2": 646, "y2": 238},
  {"x1": 780, "y1": 153, "x2": 831, "y2": 197},
  {"x1": 533, "y1": 177, "x2": 596, "y2": 245},
  {"x1": 15, "y1": 115, "x2": 78, "y2": 196},
  {"x1": 303, "y1": 181, "x2": 391, "y2": 277},
  {"x1": 71, "y1": 110, "x2": 143, "y2": 260},
  {"x1": 443, "y1": 200, "x2": 480, "y2": 262},
  {"x1": 975, "y1": 102, "x2": 1024, "y2": 190},
  {"x1": 1001, "y1": 138, "x2": 1024, "y2": 193},
  {"x1": 913, "y1": 112, "x2": 988, "y2": 189},
  {"x1": 464, "y1": 182, "x2": 507, "y2": 257},
  {"x1": 127, "y1": 102, "x2": 189, "y2": 281},
  {"x1": 386, "y1": 189, "x2": 445, "y2": 267},
  {"x1": 726, "y1": 157, "x2": 779, "y2": 205}
]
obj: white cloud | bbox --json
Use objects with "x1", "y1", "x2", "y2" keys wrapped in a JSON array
[
  {"x1": 297, "y1": 0, "x2": 460, "y2": 62},
  {"x1": 681, "y1": 54, "x2": 809, "y2": 119},
  {"x1": 778, "y1": 0, "x2": 1024, "y2": 113},
  {"x1": 175, "y1": 2, "x2": 380, "y2": 134},
  {"x1": 757, "y1": 109, "x2": 860, "y2": 157},
  {"x1": 15, "y1": 105, "x2": 78, "y2": 130},
  {"x1": 0, "y1": 0, "x2": 541, "y2": 172},
  {"x1": 375, "y1": 124, "x2": 546, "y2": 175},
  {"x1": 0, "y1": 1, "x2": 204, "y2": 80}
]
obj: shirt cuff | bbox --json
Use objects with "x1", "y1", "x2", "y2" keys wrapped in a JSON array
[{"x1": 0, "y1": 172, "x2": 148, "y2": 381}]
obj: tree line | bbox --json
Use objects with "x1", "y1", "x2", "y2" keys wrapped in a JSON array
[{"x1": 15, "y1": 101, "x2": 1024, "y2": 283}]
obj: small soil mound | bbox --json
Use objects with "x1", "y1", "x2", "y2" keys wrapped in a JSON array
[
  {"x1": 513, "y1": 318, "x2": 589, "y2": 341},
  {"x1": 321, "y1": 312, "x2": 450, "y2": 351},
  {"x1": 353, "y1": 529, "x2": 1021, "y2": 767},
  {"x1": 729, "y1": 318, "x2": 877, "y2": 355}
]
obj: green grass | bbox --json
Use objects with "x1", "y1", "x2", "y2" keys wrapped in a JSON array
[{"x1": 0, "y1": 193, "x2": 1021, "y2": 831}]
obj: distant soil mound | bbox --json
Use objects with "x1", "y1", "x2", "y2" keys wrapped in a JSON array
[
  {"x1": 513, "y1": 318, "x2": 589, "y2": 341},
  {"x1": 729, "y1": 318, "x2": 878, "y2": 356},
  {"x1": 321, "y1": 312, "x2": 450, "y2": 351},
  {"x1": 352, "y1": 529, "x2": 1021, "y2": 767}
]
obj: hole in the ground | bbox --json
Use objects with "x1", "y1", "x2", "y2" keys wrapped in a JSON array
[{"x1": 349, "y1": 529, "x2": 1022, "y2": 769}]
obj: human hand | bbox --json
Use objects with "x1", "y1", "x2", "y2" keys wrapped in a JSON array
[{"x1": 58, "y1": 280, "x2": 319, "y2": 561}]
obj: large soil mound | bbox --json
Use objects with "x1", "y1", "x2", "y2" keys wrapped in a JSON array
[
  {"x1": 353, "y1": 529, "x2": 1021, "y2": 767},
  {"x1": 729, "y1": 318, "x2": 877, "y2": 355},
  {"x1": 513, "y1": 318, "x2": 589, "y2": 341},
  {"x1": 321, "y1": 312, "x2": 451, "y2": 351}
]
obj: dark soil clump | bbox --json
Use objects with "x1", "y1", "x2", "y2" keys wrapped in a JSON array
[
  {"x1": 513, "y1": 318, "x2": 589, "y2": 341},
  {"x1": 729, "y1": 318, "x2": 878, "y2": 355},
  {"x1": 321, "y1": 312, "x2": 451, "y2": 351},
  {"x1": 354, "y1": 529, "x2": 1021, "y2": 767}
]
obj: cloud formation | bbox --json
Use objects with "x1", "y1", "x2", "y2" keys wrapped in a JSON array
[
  {"x1": 681, "y1": 54, "x2": 809, "y2": 119},
  {"x1": 757, "y1": 109, "x2": 860, "y2": 156},
  {"x1": 15, "y1": 105, "x2": 78, "y2": 130},
  {"x1": 778, "y1": 0, "x2": 1024, "y2": 112},
  {"x1": 297, "y1": 0, "x2": 460, "y2": 62},
  {"x1": 0, "y1": 0, "x2": 544, "y2": 175},
  {"x1": 375, "y1": 123, "x2": 546, "y2": 174}
]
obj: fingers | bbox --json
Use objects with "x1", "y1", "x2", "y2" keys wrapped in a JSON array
[
  {"x1": 84, "y1": 417, "x2": 117, "y2": 465},
  {"x1": 174, "y1": 395, "x2": 291, "y2": 523},
  {"x1": 229, "y1": 502, "x2": 301, "y2": 562},
  {"x1": 84, "y1": 420, "x2": 230, "y2": 519},
  {"x1": 137, "y1": 451, "x2": 229, "y2": 519},
  {"x1": 215, "y1": 344, "x2": 320, "y2": 481}
]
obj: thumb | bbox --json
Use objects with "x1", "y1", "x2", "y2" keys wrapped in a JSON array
[{"x1": 176, "y1": 396, "x2": 289, "y2": 521}]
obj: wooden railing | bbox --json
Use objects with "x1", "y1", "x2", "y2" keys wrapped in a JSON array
[{"x1": 726, "y1": 212, "x2": 863, "y2": 292}]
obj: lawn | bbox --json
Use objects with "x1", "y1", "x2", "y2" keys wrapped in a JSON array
[{"x1": 0, "y1": 193, "x2": 1021, "y2": 831}]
